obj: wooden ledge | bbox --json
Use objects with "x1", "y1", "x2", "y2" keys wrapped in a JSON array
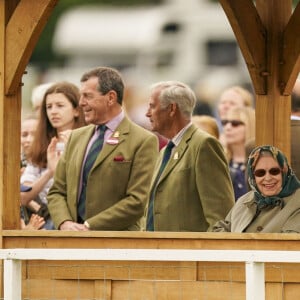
[
  {"x1": 2, "y1": 230, "x2": 300, "y2": 240},
  {"x1": 2, "y1": 230, "x2": 300, "y2": 251}
]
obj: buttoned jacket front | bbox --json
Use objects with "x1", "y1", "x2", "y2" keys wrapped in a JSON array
[
  {"x1": 144, "y1": 124, "x2": 234, "y2": 232},
  {"x1": 48, "y1": 117, "x2": 158, "y2": 230}
]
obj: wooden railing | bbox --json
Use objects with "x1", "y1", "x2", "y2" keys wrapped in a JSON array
[
  {"x1": 2, "y1": 248, "x2": 300, "y2": 300},
  {"x1": 2, "y1": 231, "x2": 300, "y2": 299}
]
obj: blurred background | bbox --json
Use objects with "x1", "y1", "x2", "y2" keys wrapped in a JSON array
[{"x1": 22, "y1": 0, "x2": 285, "y2": 125}]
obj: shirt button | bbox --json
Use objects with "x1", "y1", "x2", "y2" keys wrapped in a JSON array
[{"x1": 257, "y1": 226, "x2": 263, "y2": 232}]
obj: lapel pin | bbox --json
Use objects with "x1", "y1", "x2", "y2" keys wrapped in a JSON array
[
  {"x1": 113, "y1": 131, "x2": 120, "y2": 138},
  {"x1": 174, "y1": 152, "x2": 179, "y2": 160}
]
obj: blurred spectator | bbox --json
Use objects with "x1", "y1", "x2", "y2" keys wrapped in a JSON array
[
  {"x1": 20, "y1": 185, "x2": 45, "y2": 230},
  {"x1": 20, "y1": 115, "x2": 38, "y2": 174},
  {"x1": 31, "y1": 82, "x2": 54, "y2": 116},
  {"x1": 221, "y1": 106, "x2": 255, "y2": 201},
  {"x1": 291, "y1": 79, "x2": 300, "y2": 120},
  {"x1": 293, "y1": 78, "x2": 300, "y2": 96},
  {"x1": 218, "y1": 86, "x2": 254, "y2": 119},
  {"x1": 192, "y1": 81, "x2": 215, "y2": 116},
  {"x1": 192, "y1": 115, "x2": 220, "y2": 139},
  {"x1": 217, "y1": 85, "x2": 254, "y2": 147},
  {"x1": 21, "y1": 214, "x2": 45, "y2": 230},
  {"x1": 193, "y1": 101, "x2": 213, "y2": 116},
  {"x1": 291, "y1": 79, "x2": 300, "y2": 177}
]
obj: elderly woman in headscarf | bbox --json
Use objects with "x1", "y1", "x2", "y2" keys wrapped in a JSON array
[{"x1": 213, "y1": 145, "x2": 300, "y2": 233}]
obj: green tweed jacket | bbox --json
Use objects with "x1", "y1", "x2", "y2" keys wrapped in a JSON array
[
  {"x1": 144, "y1": 124, "x2": 234, "y2": 232},
  {"x1": 48, "y1": 117, "x2": 158, "y2": 230}
]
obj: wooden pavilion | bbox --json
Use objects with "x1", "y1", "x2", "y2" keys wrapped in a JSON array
[{"x1": 0, "y1": 0, "x2": 300, "y2": 298}]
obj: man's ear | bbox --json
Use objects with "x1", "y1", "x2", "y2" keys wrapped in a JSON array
[
  {"x1": 169, "y1": 102, "x2": 177, "y2": 117},
  {"x1": 107, "y1": 90, "x2": 117, "y2": 105}
]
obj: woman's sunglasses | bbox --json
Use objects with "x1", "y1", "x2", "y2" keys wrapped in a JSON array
[
  {"x1": 254, "y1": 167, "x2": 282, "y2": 177},
  {"x1": 221, "y1": 120, "x2": 245, "y2": 127}
]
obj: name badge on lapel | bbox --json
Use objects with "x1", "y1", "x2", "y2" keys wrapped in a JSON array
[{"x1": 107, "y1": 131, "x2": 120, "y2": 145}]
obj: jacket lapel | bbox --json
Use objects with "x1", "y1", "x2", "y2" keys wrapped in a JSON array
[
  {"x1": 73, "y1": 125, "x2": 96, "y2": 174},
  {"x1": 156, "y1": 125, "x2": 197, "y2": 185},
  {"x1": 90, "y1": 117, "x2": 129, "y2": 170}
]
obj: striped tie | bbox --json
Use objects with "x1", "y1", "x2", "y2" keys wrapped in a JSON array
[
  {"x1": 146, "y1": 141, "x2": 175, "y2": 231},
  {"x1": 77, "y1": 125, "x2": 106, "y2": 222}
]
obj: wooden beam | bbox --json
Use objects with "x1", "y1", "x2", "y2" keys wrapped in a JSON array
[
  {"x1": 0, "y1": 0, "x2": 5, "y2": 234},
  {"x1": 2, "y1": 91, "x2": 22, "y2": 230},
  {"x1": 219, "y1": 0, "x2": 267, "y2": 95},
  {"x1": 5, "y1": 0, "x2": 58, "y2": 96},
  {"x1": 255, "y1": 0, "x2": 292, "y2": 158},
  {"x1": 4, "y1": 0, "x2": 19, "y2": 25},
  {"x1": 280, "y1": 2, "x2": 300, "y2": 95},
  {"x1": 0, "y1": 0, "x2": 57, "y2": 230}
]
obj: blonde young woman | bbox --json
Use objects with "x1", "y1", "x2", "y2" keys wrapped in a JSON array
[
  {"x1": 221, "y1": 106, "x2": 255, "y2": 201},
  {"x1": 217, "y1": 86, "x2": 254, "y2": 147}
]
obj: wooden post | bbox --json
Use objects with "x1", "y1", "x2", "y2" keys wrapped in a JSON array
[
  {"x1": 0, "y1": 0, "x2": 23, "y2": 231},
  {"x1": 0, "y1": 0, "x2": 5, "y2": 233},
  {"x1": 0, "y1": 0, "x2": 58, "y2": 231},
  {"x1": 255, "y1": 0, "x2": 292, "y2": 158},
  {"x1": 220, "y1": 0, "x2": 297, "y2": 159}
]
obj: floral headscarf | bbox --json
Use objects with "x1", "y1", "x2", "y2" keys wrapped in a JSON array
[{"x1": 247, "y1": 145, "x2": 300, "y2": 209}]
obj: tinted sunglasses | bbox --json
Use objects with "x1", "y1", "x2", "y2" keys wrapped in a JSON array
[
  {"x1": 254, "y1": 167, "x2": 281, "y2": 177},
  {"x1": 221, "y1": 120, "x2": 245, "y2": 127}
]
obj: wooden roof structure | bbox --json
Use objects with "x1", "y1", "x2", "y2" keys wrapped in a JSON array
[{"x1": 0, "y1": 0, "x2": 299, "y2": 233}]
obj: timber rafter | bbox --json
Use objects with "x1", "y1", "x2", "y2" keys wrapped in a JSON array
[
  {"x1": 280, "y1": 2, "x2": 300, "y2": 95},
  {"x1": 5, "y1": 0, "x2": 58, "y2": 96},
  {"x1": 219, "y1": 0, "x2": 267, "y2": 95},
  {"x1": 220, "y1": 0, "x2": 300, "y2": 96}
]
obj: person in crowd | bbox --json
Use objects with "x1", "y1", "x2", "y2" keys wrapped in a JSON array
[
  {"x1": 21, "y1": 214, "x2": 45, "y2": 230},
  {"x1": 293, "y1": 78, "x2": 300, "y2": 96},
  {"x1": 222, "y1": 106, "x2": 256, "y2": 201},
  {"x1": 291, "y1": 90, "x2": 300, "y2": 121},
  {"x1": 31, "y1": 82, "x2": 54, "y2": 116},
  {"x1": 20, "y1": 184, "x2": 45, "y2": 230},
  {"x1": 20, "y1": 115, "x2": 38, "y2": 174},
  {"x1": 217, "y1": 85, "x2": 254, "y2": 147},
  {"x1": 144, "y1": 80, "x2": 234, "y2": 232},
  {"x1": 291, "y1": 79, "x2": 300, "y2": 177},
  {"x1": 213, "y1": 145, "x2": 300, "y2": 233},
  {"x1": 47, "y1": 66, "x2": 158, "y2": 231},
  {"x1": 191, "y1": 115, "x2": 220, "y2": 139},
  {"x1": 21, "y1": 81, "x2": 86, "y2": 229},
  {"x1": 192, "y1": 80, "x2": 215, "y2": 117}
]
